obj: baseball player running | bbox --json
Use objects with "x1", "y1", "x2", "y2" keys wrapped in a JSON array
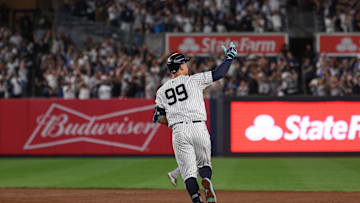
[{"x1": 153, "y1": 42, "x2": 237, "y2": 203}]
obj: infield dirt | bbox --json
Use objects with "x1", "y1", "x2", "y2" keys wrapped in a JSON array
[{"x1": 0, "y1": 188, "x2": 360, "y2": 203}]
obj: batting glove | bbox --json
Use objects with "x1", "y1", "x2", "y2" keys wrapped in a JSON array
[
  {"x1": 221, "y1": 42, "x2": 237, "y2": 60},
  {"x1": 152, "y1": 106, "x2": 165, "y2": 123}
]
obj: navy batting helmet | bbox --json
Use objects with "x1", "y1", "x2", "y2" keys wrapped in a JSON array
[{"x1": 167, "y1": 53, "x2": 190, "y2": 73}]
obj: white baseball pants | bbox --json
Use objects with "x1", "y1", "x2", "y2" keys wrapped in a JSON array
[{"x1": 171, "y1": 121, "x2": 212, "y2": 181}]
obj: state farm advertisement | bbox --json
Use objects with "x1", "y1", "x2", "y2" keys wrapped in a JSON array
[
  {"x1": 0, "y1": 99, "x2": 209, "y2": 155},
  {"x1": 166, "y1": 33, "x2": 288, "y2": 56},
  {"x1": 316, "y1": 33, "x2": 360, "y2": 56},
  {"x1": 231, "y1": 101, "x2": 360, "y2": 153}
]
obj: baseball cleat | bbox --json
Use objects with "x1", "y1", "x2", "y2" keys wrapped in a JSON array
[
  {"x1": 201, "y1": 178, "x2": 216, "y2": 203},
  {"x1": 167, "y1": 172, "x2": 177, "y2": 187}
]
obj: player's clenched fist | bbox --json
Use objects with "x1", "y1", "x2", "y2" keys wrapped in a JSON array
[{"x1": 221, "y1": 42, "x2": 237, "y2": 60}]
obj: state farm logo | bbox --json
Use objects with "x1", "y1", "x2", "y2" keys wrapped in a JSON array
[
  {"x1": 238, "y1": 38, "x2": 276, "y2": 53},
  {"x1": 24, "y1": 104, "x2": 160, "y2": 151},
  {"x1": 170, "y1": 35, "x2": 285, "y2": 55},
  {"x1": 246, "y1": 115, "x2": 283, "y2": 141},
  {"x1": 336, "y1": 38, "x2": 357, "y2": 52},
  {"x1": 245, "y1": 114, "x2": 360, "y2": 141},
  {"x1": 179, "y1": 38, "x2": 200, "y2": 52}
]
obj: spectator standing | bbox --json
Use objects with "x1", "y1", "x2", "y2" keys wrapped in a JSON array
[
  {"x1": 9, "y1": 72, "x2": 23, "y2": 98},
  {"x1": 271, "y1": 11, "x2": 282, "y2": 31},
  {"x1": 79, "y1": 81, "x2": 91, "y2": 99},
  {"x1": 237, "y1": 80, "x2": 249, "y2": 96},
  {"x1": 0, "y1": 79, "x2": 6, "y2": 98},
  {"x1": 62, "y1": 81, "x2": 76, "y2": 99},
  {"x1": 9, "y1": 31, "x2": 22, "y2": 47},
  {"x1": 325, "y1": 15, "x2": 336, "y2": 33},
  {"x1": 98, "y1": 80, "x2": 112, "y2": 99},
  {"x1": 353, "y1": 75, "x2": 360, "y2": 94},
  {"x1": 121, "y1": 5, "x2": 134, "y2": 31}
]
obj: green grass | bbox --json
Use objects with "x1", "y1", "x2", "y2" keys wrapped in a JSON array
[{"x1": 0, "y1": 157, "x2": 360, "y2": 192}]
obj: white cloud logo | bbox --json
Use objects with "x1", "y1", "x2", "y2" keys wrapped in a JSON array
[
  {"x1": 336, "y1": 38, "x2": 357, "y2": 52},
  {"x1": 245, "y1": 115, "x2": 283, "y2": 141},
  {"x1": 179, "y1": 38, "x2": 200, "y2": 52}
]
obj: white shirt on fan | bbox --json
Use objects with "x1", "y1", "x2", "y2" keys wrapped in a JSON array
[
  {"x1": 10, "y1": 77, "x2": 22, "y2": 96},
  {"x1": 79, "y1": 87, "x2": 90, "y2": 99},
  {"x1": 98, "y1": 84, "x2": 112, "y2": 99},
  {"x1": 62, "y1": 85, "x2": 76, "y2": 99}
]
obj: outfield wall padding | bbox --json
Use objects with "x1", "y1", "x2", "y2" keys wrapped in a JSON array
[{"x1": 0, "y1": 98, "x2": 209, "y2": 155}]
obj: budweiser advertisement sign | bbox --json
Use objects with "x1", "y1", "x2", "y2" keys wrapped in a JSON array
[
  {"x1": 0, "y1": 99, "x2": 210, "y2": 155},
  {"x1": 231, "y1": 101, "x2": 360, "y2": 153},
  {"x1": 166, "y1": 33, "x2": 288, "y2": 56},
  {"x1": 316, "y1": 33, "x2": 360, "y2": 56}
]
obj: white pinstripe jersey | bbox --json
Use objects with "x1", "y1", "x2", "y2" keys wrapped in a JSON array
[{"x1": 155, "y1": 71, "x2": 213, "y2": 127}]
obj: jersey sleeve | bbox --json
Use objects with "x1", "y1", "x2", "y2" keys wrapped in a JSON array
[
  {"x1": 155, "y1": 89, "x2": 165, "y2": 109},
  {"x1": 190, "y1": 71, "x2": 213, "y2": 90}
]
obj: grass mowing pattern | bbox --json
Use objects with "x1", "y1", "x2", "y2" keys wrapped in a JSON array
[{"x1": 0, "y1": 157, "x2": 359, "y2": 191}]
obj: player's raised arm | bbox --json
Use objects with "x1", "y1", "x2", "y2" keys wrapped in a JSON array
[
  {"x1": 191, "y1": 42, "x2": 237, "y2": 89},
  {"x1": 211, "y1": 42, "x2": 238, "y2": 81}
]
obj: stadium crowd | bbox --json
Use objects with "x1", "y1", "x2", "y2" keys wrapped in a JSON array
[
  {"x1": 0, "y1": 17, "x2": 34, "y2": 99},
  {"x1": 2, "y1": 0, "x2": 360, "y2": 99},
  {"x1": 2, "y1": 24, "x2": 360, "y2": 99},
  {"x1": 303, "y1": 54, "x2": 360, "y2": 96},
  {"x1": 65, "y1": 0, "x2": 287, "y2": 33},
  {"x1": 311, "y1": 0, "x2": 360, "y2": 32},
  {"x1": 1, "y1": 24, "x2": 301, "y2": 99}
]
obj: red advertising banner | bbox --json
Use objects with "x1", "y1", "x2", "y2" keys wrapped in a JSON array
[
  {"x1": 316, "y1": 33, "x2": 360, "y2": 56},
  {"x1": 166, "y1": 33, "x2": 288, "y2": 56},
  {"x1": 0, "y1": 99, "x2": 210, "y2": 155},
  {"x1": 231, "y1": 101, "x2": 360, "y2": 153}
]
